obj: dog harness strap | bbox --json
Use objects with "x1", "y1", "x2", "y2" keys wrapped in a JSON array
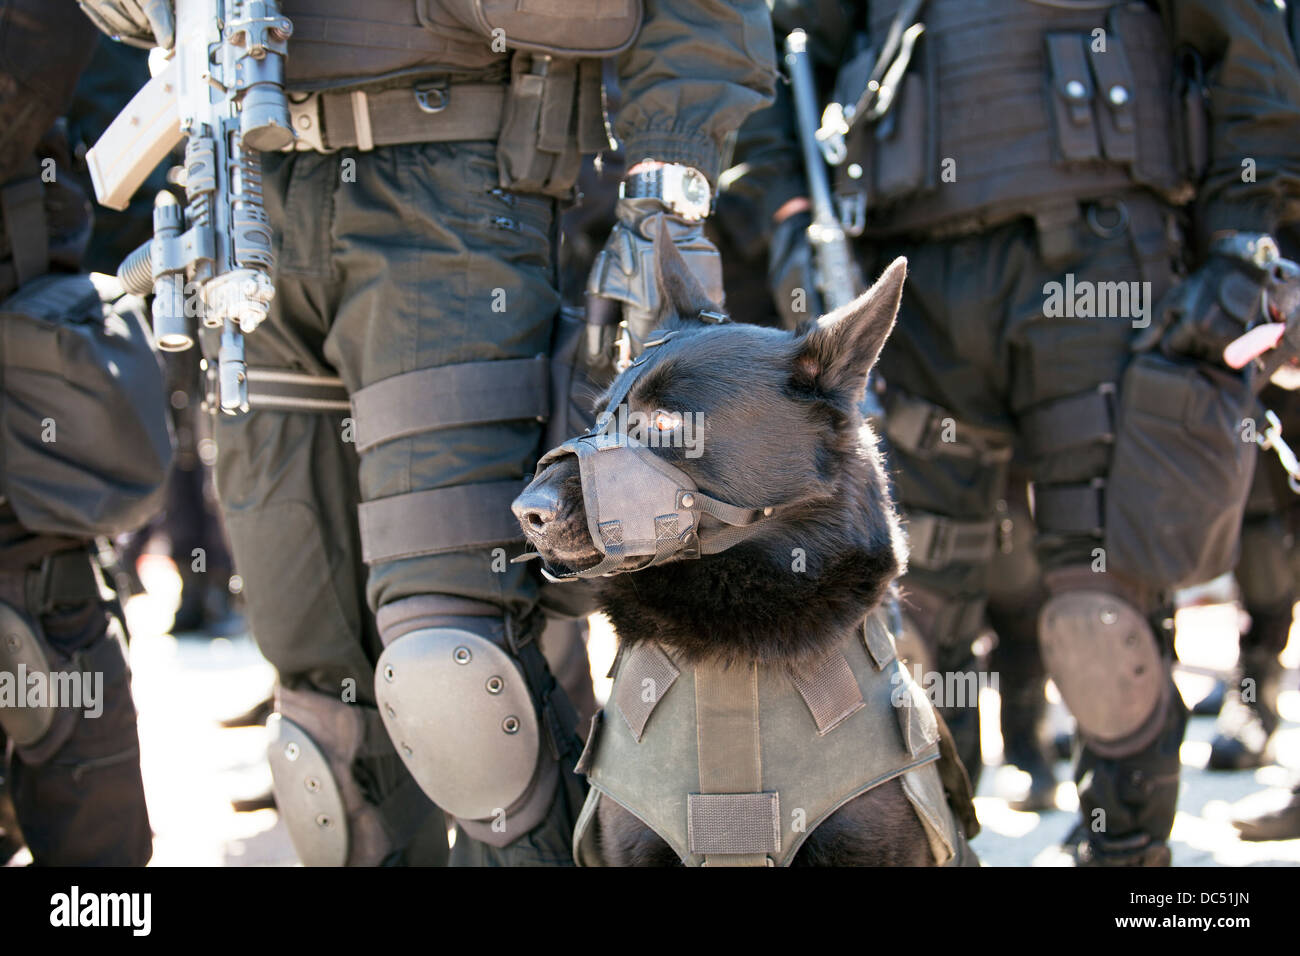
[
  {"x1": 351, "y1": 356, "x2": 550, "y2": 453},
  {"x1": 862, "y1": 610, "x2": 898, "y2": 669},
  {"x1": 692, "y1": 661, "x2": 776, "y2": 866},
  {"x1": 788, "y1": 649, "x2": 865, "y2": 735},
  {"x1": 574, "y1": 627, "x2": 962, "y2": 865},
  {"x1": 613, "y1": 641, "x2": 680, "y2": 742}
]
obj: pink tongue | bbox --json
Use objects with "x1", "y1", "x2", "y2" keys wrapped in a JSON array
[{"x1": 1224, "y1": 323, "x2": 1287, "y2": 369}]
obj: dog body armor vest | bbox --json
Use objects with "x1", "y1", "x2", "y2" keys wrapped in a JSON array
[{"x1": 572, "y1": 610, "x2": 965, "y2": 866}]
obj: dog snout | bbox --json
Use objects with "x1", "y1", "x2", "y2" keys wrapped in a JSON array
[{"x1": 512, "y1": 481, "x2": 562, "y2": 533}]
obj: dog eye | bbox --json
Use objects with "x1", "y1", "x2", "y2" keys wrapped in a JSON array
[{"x1": 651, "y1": 409, "x2": 682, "y2": 432}]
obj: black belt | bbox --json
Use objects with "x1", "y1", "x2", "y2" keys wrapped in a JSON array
[
  {"x1": 287, "y1": 81, "x2": 506, "y2": 152},
  {"x1": 0, "y1": 549, "x2": 100, "y2": 616}
]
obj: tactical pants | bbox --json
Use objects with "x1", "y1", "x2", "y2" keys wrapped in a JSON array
[
  {"x1": 872, "y1": 191, "x2": 1189, "y2": 850},
  {"x1": 1225, "y1": 384, "x2": 1300, "y2": 739},
  {"x1": 214, "y1": 140, "x2": 577, "y2": 865},
  {"x1": 986, "y1": 469, "x2": 1052, "y2": 780},
  {"x1": 0, "y1": 551, "x2": 152, "y2": 865}
]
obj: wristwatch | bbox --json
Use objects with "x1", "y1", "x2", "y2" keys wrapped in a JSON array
[{"x1": 621, "y1": 161, "x2": 712, "y2": 221}]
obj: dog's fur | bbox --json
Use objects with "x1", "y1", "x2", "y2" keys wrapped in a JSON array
[{"x1": 517, "y1": 235, "x2": 937, "y2": 865}]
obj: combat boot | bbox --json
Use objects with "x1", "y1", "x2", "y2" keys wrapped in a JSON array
[
  {"x1": 1208, "y1": 643, "x2": 1284, "y2": 771},
  {"x1": 1062, "y1": 823, "x2": 1172, "y2": 866},
  {"x1": 1004, "y1": 738, "x2": 1058, "y2": 812},
  {"x1": 0, "y1": 765, "x2": 24, "y2": 866},
  {"x1": 1230, "y1": 784, "x2": 1300, "y2": 842}
]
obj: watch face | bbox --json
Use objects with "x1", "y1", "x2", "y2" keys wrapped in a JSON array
[{"x1": 681, "y1": 169, "x2": 709, "y2": 206}]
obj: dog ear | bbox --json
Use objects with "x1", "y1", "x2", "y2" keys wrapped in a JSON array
[
  {"x1": 653, "y1": 219, "x2": 723, "y2": 324},
  {"x1": 791, "y1": 257, "x2": 906, "y2": 399}
]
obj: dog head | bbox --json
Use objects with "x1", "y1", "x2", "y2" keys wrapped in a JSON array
[{"x1": 514, "y1": 226, "x2": 908, "y2": 589}]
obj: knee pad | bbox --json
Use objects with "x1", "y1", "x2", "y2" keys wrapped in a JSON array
[
  {"x1": 0, "y1": 600, "x2": 57, "y2": 749},
  {"x1": 375, "y1": 621, "x2": 558, "y2": 848},
  {"x1": 0, "y1": 600, "x2": 123, "y2": 766},
  {"x1": 1038, "y1": 590, "x2": 1170, "y2": 758},
  {"x1": 267, "y1": 686, "x2": 406, "y2": 867}
]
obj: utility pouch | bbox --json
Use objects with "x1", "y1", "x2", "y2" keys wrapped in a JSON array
[
  {"x1": 1086, "y1": 30, "x2": 1138, "y2": 164},
  {"x1": 1106, "y1": 352, "x2": 1256, "y2": 589},
  {"x1": 1172, "y1": 46, "x2": 1209, "y2": 185},
  {"x1": 838, "y1": 23, "x2": 931, "y2": 211},
  {"x1": 1046, "y1": 33, "x2": 1102, "y2": 163},
  {"x1": 432, "y1": 0, "x2": 642, "y2": 57},
  {"x1": 497, "y1": 52, "x2": 608, "y2": 199},
  {"x1": 0, "y1": 275, "x2": 172, "y2": 539},
  {"x1": 874, "y1": 72, "x2": 928, "y2": 199}
]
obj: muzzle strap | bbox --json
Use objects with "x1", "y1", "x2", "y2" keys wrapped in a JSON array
[{"x1": 517, "y1": 329, "x2": 786, "y2": 580}]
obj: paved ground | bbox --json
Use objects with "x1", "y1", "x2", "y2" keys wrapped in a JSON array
[{"x1": 17, "y1": 559, "x2": 1297, "y2": 867}]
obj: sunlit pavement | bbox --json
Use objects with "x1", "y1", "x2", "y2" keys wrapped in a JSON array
[{"x1": 106, "y1": 561, "x2": 1300, "y2": 867}]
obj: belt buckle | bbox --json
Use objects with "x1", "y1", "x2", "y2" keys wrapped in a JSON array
[
  {"x1": 286, "y1": 92, "x2": 330, "y2": 152},
  {"x1": 414, "y1": 82, "x2": 449, "y2": 114}
]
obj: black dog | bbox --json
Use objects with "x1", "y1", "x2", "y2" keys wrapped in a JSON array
[{"x1": 515, "y1": 237, "x2": 972, "y2": 866}]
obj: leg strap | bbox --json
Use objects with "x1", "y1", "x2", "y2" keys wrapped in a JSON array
[
  {"x1": 350, "y1": 356, "x2": 549, "y2": 454},
  {"x1": 906, "y1": 510, "x2": 999, "y2": 570},
  {"x1": 884, "y1": 389, "x2": 1014, "y2": 464}
]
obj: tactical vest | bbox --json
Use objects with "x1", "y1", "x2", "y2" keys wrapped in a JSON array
[
  {"x1": 279, "y1": 1, "x2": 633, "y2": 196},
  {"x1": 572, "y1": 612, "x2": 966, "y2": 866},
  {"x1": 845, "y1": 0, "x2": 1197, "y2": 237},
  {"x1": 281, "y1": 0, "x2": 641, "y2": 88}
]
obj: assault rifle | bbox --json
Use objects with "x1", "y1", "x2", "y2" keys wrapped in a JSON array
[
  {"x1": 85, "y1": 0, "x2": 294, "y2": 414},
  {"x1": 784, "y1": 29, "x2": 886, "y2": 423}
]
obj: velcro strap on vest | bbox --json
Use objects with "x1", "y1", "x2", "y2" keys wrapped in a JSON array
[
  {"x1": 1021, "y1": 384, "x2": 1116, "y2": 459},
  {"x1": 1034, "y1": 479, "x2": 1105, "y2": 536},
  {"x1": 298, "y1": 82, "x2": 506, "y2": 151},
  {"x1": 351, "y1": 356, "x2": 549, "y2": 454},
  {"x1": 687, "y1": 792, "x2": 780, "y2": 861},
  {"x1": 884, "y1": 390, "x2": 1013, "y2": 464},
  {"x1": 613, "y1": 640, "x2": 679, "y2": 743},
  {"x1": 862, "y1": 610, "x2": 898, "y2": 670},
  {"x1": 358, "y1": 480, "x2": 526, "y2": 564},
  {"x1": 246, "y1": 368, "x2": 351, "y2": 413},
  {"x1": 906, "y1": 511, "x2": 999, "y2": 570},
  {"x1": 788, "y1": 649, "x2": 864, "y2": 736},
  {"x1": 693, "y1": 661, "x2": 776, "y2": 865}
]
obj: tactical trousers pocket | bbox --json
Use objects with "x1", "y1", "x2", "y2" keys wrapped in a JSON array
[{"x1": 1105, "y1": 353, "x2": 1256, "y2": 589}]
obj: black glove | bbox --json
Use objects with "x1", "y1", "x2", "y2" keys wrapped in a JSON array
[
  {"x1": 1134, "y1": 235, "x2": 1299, "y2": 365},
  {"x1": 767, "y1": 210, "x2": 821, "y2": 330},
  {"x1": 586, "y1": 197, "x2": 723, "y2": 365},
  {"x1": 78, "y1": 0, "x2": 174, "y2": 49}
]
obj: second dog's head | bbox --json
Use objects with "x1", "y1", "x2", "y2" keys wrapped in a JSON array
[{"x1": 513, "y1": 232, "x2": 908, "y2": 587}]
